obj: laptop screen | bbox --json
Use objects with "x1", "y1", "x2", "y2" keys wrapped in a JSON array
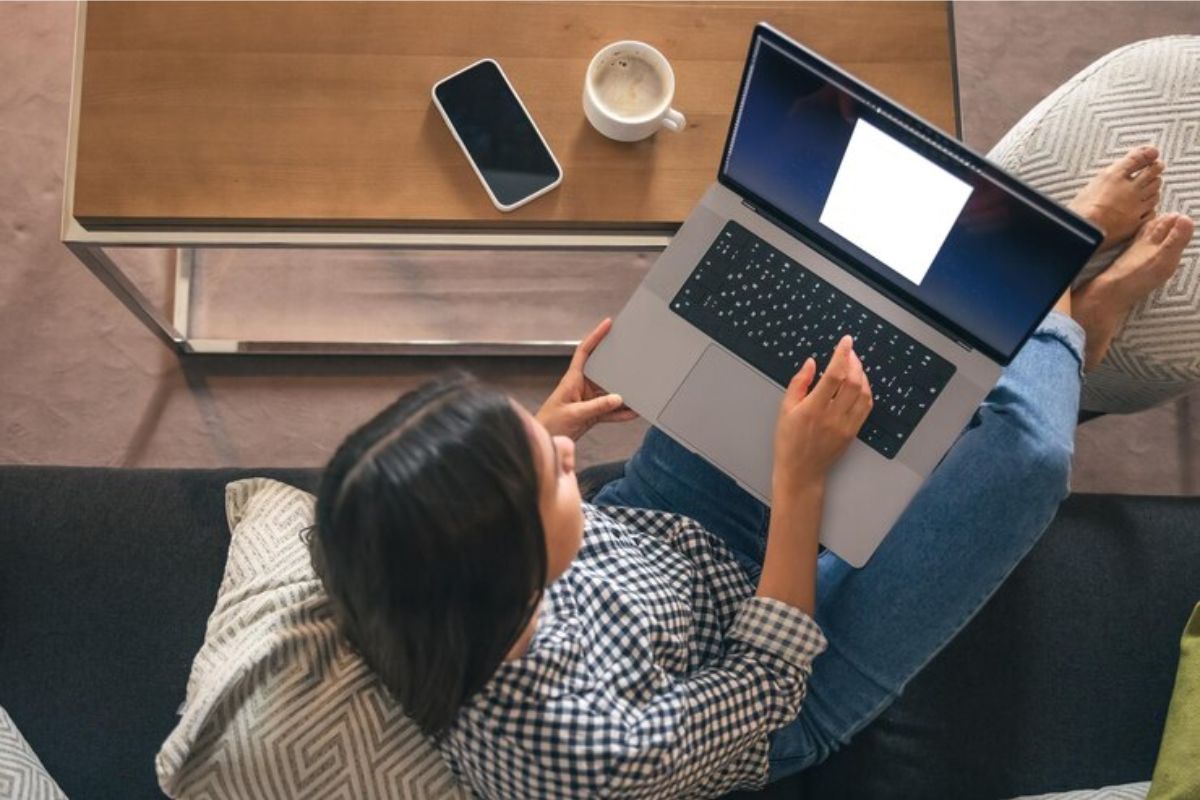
[{"x1": 720, "y1": 26, "x2": 1100, "y2": 363}]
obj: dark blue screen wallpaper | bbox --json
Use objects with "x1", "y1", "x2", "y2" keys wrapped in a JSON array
[{"x1": 724, "y1": 38, "x2": 1095, "y2": 360}]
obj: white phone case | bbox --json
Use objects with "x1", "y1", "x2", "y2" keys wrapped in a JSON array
[{"x1": 431, "y1": 59, "x2": 564, "y2": 213}]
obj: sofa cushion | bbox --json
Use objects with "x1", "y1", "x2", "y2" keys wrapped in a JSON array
[
  {"x1": 3, "y1": 466, "x2": 1198, "y2": 800},
  {"x1": 0, "y1": 706, "x2": 67, "y2": 800},
  {"x1": 156, "y1": 478, "x2": 466, "y2": 799},
  {"x1": 797, "y1": 494, "x2": 1200, "y2": 799},
  {"x1": 987, "y1": 36, "x2": 1200, "y2": 413},
  {"x1": 0, "y1": 466, "x2": 322, "y2": 799}
]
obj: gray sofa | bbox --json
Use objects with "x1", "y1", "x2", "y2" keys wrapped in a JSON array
[{"x1": 1, "y1": 464, "x2": 1196, "y2": 799}]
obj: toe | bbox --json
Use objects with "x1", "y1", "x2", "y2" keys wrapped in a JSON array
[
  {"x1": 1154, "y1": 217, "x2": 1193, "y2": 277},
  {"x1": 1140, "y1": 176, "x2": 1163, "y2": 201},
  {"x1": 1147, "y1": 212, "x2": 1185, "y2": 247},
  {"x1": 1135, "y1": 160, "x2": 1166, "y2": 185},
  {"x1": 1147, "y1": 214, "x2": 1174, "y2": 244},
  {"x1": 1170, "y1": 215, "x2": 1196, "y2": 248},
  {"x1": 1115, "y1": 145, "x2": 1159, "y2": 175}
]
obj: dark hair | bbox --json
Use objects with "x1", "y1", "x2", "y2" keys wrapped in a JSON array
[{"x1": 309, "y1": 372, "x2": 547, "y2": 736}]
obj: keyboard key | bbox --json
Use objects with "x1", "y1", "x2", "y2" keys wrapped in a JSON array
[{"x1": 670, "y1": 221, "x2": 956, "y2": 460}]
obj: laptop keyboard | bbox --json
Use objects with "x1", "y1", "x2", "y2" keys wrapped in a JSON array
[{"x1": 669, "y1": 221, "x2": 956, "y2": 459}]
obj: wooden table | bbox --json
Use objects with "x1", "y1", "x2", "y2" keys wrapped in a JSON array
[{"x1": 62, "y1": 1, "x2": 958, "y2": 354}]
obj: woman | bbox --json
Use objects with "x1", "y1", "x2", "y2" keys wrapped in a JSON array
[{"x1": 309, "y1": 148, "x2": 1191, "y2": 799}]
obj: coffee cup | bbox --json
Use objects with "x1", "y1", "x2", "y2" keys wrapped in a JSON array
[{"x1": 583, "y1": 41, "x2": 686, "y2": 142}]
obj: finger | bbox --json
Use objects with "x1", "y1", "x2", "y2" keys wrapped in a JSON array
[
  {"x1": 832, "y1": 349, "x2": 866, "y2": 412},
  {"x1": 570, "y1": 318, "x2": 613, "y2": 372},
  {"x1": 570, "y1": 392, "x2": 625, "y2": 422},
  {"x1": 844, "y1": 389, "x2": 873, "y2": 436},
  {"x1": 809, "y1": 336, "x2": 853, "y2": 405},
  {"x1": 1135, "y1": 160, "x2": 1165, "y2": 186},
  {"x1": 859, "y1": 364, "x2": 875, "y2": 410},
  {"x1": 582, "y1": 377, "x2": 609, "y2": 401},
  {"x1": 598, "y1": 407, "x2": 641, "y2": 423},
  {"x1": 849, "y1": 376, "x2": 874, "y2": 421},
  {"x1": 782, "y1": 357, "x2": 817, "y2": 410}
]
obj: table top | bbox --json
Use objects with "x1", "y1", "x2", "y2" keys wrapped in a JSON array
[{"x1": 70, "y1": 1, "x2": 957, "y2": 232}]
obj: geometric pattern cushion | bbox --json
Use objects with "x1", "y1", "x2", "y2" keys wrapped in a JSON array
[
  {"x1": 1009, "y1": 782, "x2": 1151, "y2": 800},
  {"x1": 988, "y1": 36, "x2": 1200, "y2": 412},
  {"x1": 155, "y1": 479, "x2": 466, "y2": 800},
  {"x1": 0, "y1": 708, "x2": 67, "y2": 800}
]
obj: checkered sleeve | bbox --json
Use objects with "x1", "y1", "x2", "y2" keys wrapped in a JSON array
[
  {"x1": 595, "y1": 602, "x2": 827, "y2": 797},
  {"x1": 728, "y1": 596, "x2": 827, "y2": 689}
]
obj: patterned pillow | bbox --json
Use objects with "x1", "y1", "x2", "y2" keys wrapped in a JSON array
[
  {"x1": 0, "y1": 707, "x2": 67, "y2": 800},
  {"x1": 988, "y1": 36, "x2": 1200, "y2": 413},
  {"x1": 155, "y1": 478, "x2": 466, "y2": 799}
]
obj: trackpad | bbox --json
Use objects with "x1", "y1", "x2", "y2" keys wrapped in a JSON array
[{"x1": 658, "y1": 345, "x2": 781, "y2": 500}]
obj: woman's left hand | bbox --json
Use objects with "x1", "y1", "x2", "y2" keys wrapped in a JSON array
[{"x1": 536, "y1": 318, "x2": 639, "y2": 441}]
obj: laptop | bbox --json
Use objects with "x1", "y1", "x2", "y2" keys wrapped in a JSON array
[{"x1": 584, "y1": 23, "x2": 1101, "y2": 567}]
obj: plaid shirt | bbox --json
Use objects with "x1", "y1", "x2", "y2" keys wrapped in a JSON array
[{"x1": 439, "y1": 504, "x2": 827, "y2": 799}]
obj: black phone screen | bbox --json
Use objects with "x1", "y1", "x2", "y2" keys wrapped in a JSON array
[{"x1": 434, "y1": 60, "x2": 561, "y2": 208}]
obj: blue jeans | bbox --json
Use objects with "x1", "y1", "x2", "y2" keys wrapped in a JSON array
[{"x1": 591, "y1": 312, "x2": 1084, "y2": 781}]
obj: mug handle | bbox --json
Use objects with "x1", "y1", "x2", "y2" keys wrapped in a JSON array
[{"x1": 661, "y1": 108, "x2": 686, "y2": 133}]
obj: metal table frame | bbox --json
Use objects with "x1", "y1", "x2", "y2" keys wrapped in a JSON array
[
  {"x1": 62, "y1": 3, "x2": 960, "y2": 358},
  {"x1": 60, "y1": 2, "x2": 672, "y2": 357}
]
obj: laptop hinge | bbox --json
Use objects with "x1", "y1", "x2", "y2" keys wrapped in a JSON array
[{"x1": 740, "y1": 198, "x2": 975, "y2": 356}]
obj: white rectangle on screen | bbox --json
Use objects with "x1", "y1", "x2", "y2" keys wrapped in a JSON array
[{"x1": 819, "y1": 119, "x2": 972, "y2": 286}]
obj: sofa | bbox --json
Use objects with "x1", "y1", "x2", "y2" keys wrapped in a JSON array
[{"x1": 0, "y1": 463, "x2": 1196, "y2": 799}]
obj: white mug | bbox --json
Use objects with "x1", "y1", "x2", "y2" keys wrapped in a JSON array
[{"x1": 583, "y1": 41, "x2": 686, "y2": 142}]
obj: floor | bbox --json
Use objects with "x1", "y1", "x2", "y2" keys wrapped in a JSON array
[{"x1": 2, "y1": 1, "x2": 1198, "y2": 495}]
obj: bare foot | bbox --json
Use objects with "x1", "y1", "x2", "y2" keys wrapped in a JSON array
[
  {"x1": 1068, "y1": 145, "x2": 1164, "y2": 251},
  {"x1": 1072, "y1": 213, "x2": 1194, "y2": 370}
]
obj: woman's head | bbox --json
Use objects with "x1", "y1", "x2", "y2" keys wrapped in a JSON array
[{"x1": 310, "y1": 373, "x2": 583, "y2": 736}]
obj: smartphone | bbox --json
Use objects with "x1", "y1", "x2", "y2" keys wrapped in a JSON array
[{"x1": 431, "y1": 59, "x2": 564, "y2": 212}]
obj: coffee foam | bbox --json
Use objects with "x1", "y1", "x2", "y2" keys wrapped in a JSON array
[{"x1": 591, "y1": 51, "x2": 666, "y2": 118}]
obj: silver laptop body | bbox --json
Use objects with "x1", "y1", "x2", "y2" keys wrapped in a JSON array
[
  {"x1": 587, "y1": 183, "x2": 998, "y2": 567},
  {"x1": 585, "y1": 24, "x2": 1099, "y2": 567}
]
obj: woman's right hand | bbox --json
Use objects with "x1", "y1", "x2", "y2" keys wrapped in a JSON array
[{"x1": 772, "y1": 335, "x2": 873, "y2": 496}]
